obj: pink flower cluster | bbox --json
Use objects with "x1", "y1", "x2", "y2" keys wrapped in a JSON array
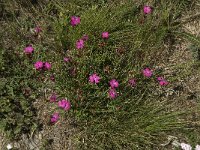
[
  {"x1": 143, "y1": 68, "x2": 153, "y2": 77},
  {"x1": 143, "y1": 6, "x2": 152, "y2": 14},
  {"x1": 75, "y1": 34, "x2": 89, "y2": 49},
  {"x1": 109, "y1": 79, "x2": 119, "y2": 88},
  {"x1": 70, "y1": 16, "x2": 80, "y2": 26},
  {"x1": 50, "y1": 112, "x2": 59, "y2": 123},
  {"x1": 88, "y1": 73, "x2": 118, "y2": 99},
  {"x1": 87, "y1": 67, "x2": 168, "y2": 100},
  {"x1": 75, "y1": 34, "x2": 90, "y2": 50},
  {"x1": 34, "y1": 61, "x2": 43, "y2": 70},
  {"x1": 58, "y1": 99, "x2": 71, "y2": 111},
  {"x1": 71, "y1": 15, "x2": 109, "y2": 49},
  {"x1": 76, "y1": 31, "x2": 109, "y2": 49},
  {"x1": 109, "y1": 79, "x2": 119, "y2": 99},
  {"x1": 76, "y1": 39, "x2": 84, "y2": 49},
  {"x1": 89, "y1": 73, "x2": 101, "y2": 84},
  {"x1": 24, "y1": 45, "x2": 34, "y2": 54},
  {"x1": 102, "y1": 32, "x2": 109, "y2": 39},
  {"x1": 157, "y1": 76, "x2": 168, "y2": 86},
  {"x1": 49, "y1": 93, "x2": 71, "y2": 123},
  {"x1": 34, "y1": 61, "x2": 51, "y2": 70},
  {"x1": 43, "y1": 7, "x2": 167, "y2": 125},
  {"x1": 142, "y1": 68, "x2": 168, "y2": 86},
  {"x1": 24, "y1": 27, "x2": 42, "y2": 55},
  {"x1": 108, "y1": 88, "x2": 117, "y2": 99}
]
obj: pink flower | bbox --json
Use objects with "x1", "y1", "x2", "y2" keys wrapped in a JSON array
[
  {"x1": 102, "y1": 32, "x2": 109, "y2": 39},
  {"x1": 195, "y1": 145, "x2": 200, "y2": 150},
  {"x1": 76, "y1": 39, "x2": 84, "y2": 49},
  {"x1": 24, "y1": 45, "x2": 34, "y2": 54},
  {"x1": 58, "y1": 99, "x2": 71, "y2": 111},
  {"x1": 143, "y1": 6, "x2": 152, "y2": 14},
  {"x1": 44, "y1": 62, "x2": 51, "y2": 70},
  {"x1": 109, "y1": 79, "x2": 119, "y2": 88},
  {"x1": 50, "y1": 112, "x2": 59, "y2": 123},
  {"x1": 157, "y1": 76, "x2": 164, "y2": 81},
  {"x1": 34, "y1": 61, "x2": 43, "y2": 70},
  {"x1": 50, "y1": 93, "x2": 57, "y2": 102},
  {"x1": 82, "y1": 35, "x2": 89, "y2": 41},
  {"x1": 70, "y1": 16, "x2": 80, "y2": 26},
  {"x1": 64, "y1": 57, "x2": 70, "y2": 62},
  {"x1": 157, "y1": 76, "x2": 168, "y2": 86},
  {"x1": 142, "y1": 68, "x2": 153, "y2": 77},
  {"x1": 159, "y1": 80, "x2": 168, "y2": 86},
  {"x1": 180, "y1": 143, "x2": 192, "y2": 150},
  {"x1": 34, "y1": 26, "x2": 42, "y2": 33},
  {"x1": 129, "y1": 79, "x2": 136, "y2": 87},
  {"x1": 50, "y1": 75, "x2": 55, "y2": 81},
  {"x1": 108, "y1": 88, "x2": 117, "y2": 99},
  {"x1": 89, "y1": 73, "x2": 101, "y2": 84}
]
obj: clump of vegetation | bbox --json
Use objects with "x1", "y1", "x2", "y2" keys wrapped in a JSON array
[
  {"x1": 0, "y1": 0, "x2": 199, "y2": 149},
  {"x1": 0, "y1": 48, "x2": 42, "y2": 139}
]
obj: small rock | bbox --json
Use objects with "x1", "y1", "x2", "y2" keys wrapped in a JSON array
[{"x1": 6, "y1": 144, "x2": 12, "y2": 150}]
